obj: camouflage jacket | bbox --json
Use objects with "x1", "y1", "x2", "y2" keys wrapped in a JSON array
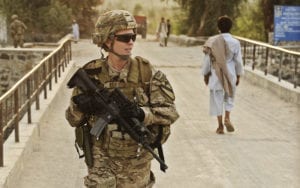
[
  {"x1": 10, "y1": 20, "x2": 27, "y2": 35},
  {"x1": 65, "y1": 56, "x2": 179, "y2": 148}
]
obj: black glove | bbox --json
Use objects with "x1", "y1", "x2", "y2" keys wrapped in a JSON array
[
  {"x1": 121, "y1": 103, "x2": 145, "y2": 122},
  {"x1": 72, "y1": 93, "x2": 98, "y2": 114}
]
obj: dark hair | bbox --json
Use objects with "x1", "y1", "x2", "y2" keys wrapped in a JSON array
[{"x1": 217, "y1": 15, "x2": 232, "y2": 33}]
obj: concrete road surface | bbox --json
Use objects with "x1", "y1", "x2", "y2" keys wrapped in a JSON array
[{"x1": 12, "y1": 37, "x2": 300, "y2": 188}]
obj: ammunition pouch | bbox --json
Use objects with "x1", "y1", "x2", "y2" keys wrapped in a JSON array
[{"x1": 74, "y1": 125, "x2": 93, "y2": 167}]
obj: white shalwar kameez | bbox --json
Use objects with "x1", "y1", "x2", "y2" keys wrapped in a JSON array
[
  {"x1": 202, "y1": 33, "x2": 244, "y2": 116},
  {"x1": 72, "y1": 23, "x2": 80, "y2": 42}
]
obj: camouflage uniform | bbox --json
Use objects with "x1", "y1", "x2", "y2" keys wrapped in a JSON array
[
  {"x1": 65, "y1": 10, "x2": 179, "y2": 188},
  {"x1": 9, "y1": 15, "x2": 27, "y2": 48}
]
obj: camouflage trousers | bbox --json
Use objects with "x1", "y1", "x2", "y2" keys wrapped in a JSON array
[
  {"x1": 84, "y1": 138, "x2": 155, "y2": 188},
  {"x1": 12, "y1": 34, "x2": 24, "y2": 48}
]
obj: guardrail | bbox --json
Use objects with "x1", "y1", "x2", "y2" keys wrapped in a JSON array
[
  {"x1": 0, "y1": 36, "x2": 72, "y2": 167},
  {"x1": 235, "y1": 36, "x2": 300, "y2": 88}
]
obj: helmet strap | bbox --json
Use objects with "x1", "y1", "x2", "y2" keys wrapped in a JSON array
[
  {"x1": 108, "y1": 36, "x2": 130, "y2": 61},
  {"x1": 99, "y1": 48, "x2": 105, "y2": 60}
]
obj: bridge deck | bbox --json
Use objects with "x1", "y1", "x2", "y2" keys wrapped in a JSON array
[{"x1": 5, "y1": 38, "x2": 300, "y2": 188}]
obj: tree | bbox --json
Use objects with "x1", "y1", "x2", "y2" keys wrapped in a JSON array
[
  {"x1": 133, "y1": 3, "x2": 143, "y2": 15},
  {"x1": 173, "y1": 0, "x2": 243, "y2": 36},
  {"x1": 58, "y1": 0, "x2": 104, "y2": 37},
  {"x1": 37, "y1": 1, "x2": 72, "y2": 34},
  {"x1": 0, "y1": 0, "x2": 104, "y2": 41},
  {"x1": 234, "y1": 1, "x2": 265, "y2": 41}
]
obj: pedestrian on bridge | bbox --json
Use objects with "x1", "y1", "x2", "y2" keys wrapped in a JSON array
[
  {"x1": 165, "y1": 19, "x2": 171, "y2": 47},
  {"x1": 9, "y1": 14, "x2": 27, "y2": 48},
  {"x1": 65, "y1": 9, "x2": 179, "y2": 187},
  {"x1": 202, "y1": 15, "x2": 244, "y2": 134},
  {"x1": 72, "y1": 19, "x2": 80, "y2": 43},
  {"x1": 156, "y1": 17, "x2": 168, "y2": 47}
]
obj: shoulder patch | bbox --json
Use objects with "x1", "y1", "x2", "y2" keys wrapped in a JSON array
[{"x1": 134, "y1": 56, "x2": 152, "y2": 83}]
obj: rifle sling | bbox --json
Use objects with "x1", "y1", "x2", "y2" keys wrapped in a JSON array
[{"x1": 150, "y1": 125, "x2": 166, "y2": 172}]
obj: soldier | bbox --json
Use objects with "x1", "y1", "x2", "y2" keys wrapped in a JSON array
[
  {"x1": 9, "y1": 14, "x2": 27, "y2": 48},
  {"x1": 65, "y1": 10, "x2": 179, "y2": 187}
]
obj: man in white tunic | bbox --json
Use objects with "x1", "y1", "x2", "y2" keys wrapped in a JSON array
[
  {"x1": 156, "y1": 17, "x2": 168, "y2": 47},
  {"x1": 202, "y1": 15, "x2": 244, "y2": 134},
  {"x1": 72, "y1": 20, "x2": 80, "y2": 43}
]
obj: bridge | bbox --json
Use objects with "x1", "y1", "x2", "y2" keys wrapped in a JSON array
[{"x1": 0, "y1": 35, "x2": 299, "y2": 188}]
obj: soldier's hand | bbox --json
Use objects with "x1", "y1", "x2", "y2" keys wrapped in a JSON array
[
  {"x1": 72, "y1": 93, "x2": 99, "y2": 114},
  {"x1": 121, "y1": 103, "x2": 145, "y2": 122}
]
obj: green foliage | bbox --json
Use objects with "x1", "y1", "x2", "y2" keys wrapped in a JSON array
[
  {"x1": 37, "y1": 1, "x2": 71, "y2": 34},
  {"x1": 174, "y1": 0, "x2": 244, "y2": 36},
  {"x1": 173, "y1": 8, "x2": 188, "y2": 35},
  {"x1": 0, "y1": 0, "x2": 103, "y2": 41},
  {"x1": 59, "y1": 0, "x2": 103, "y2": 37},
  {"x1": 133, "y1": 3, "x2": 143, "y2": 15},
  {"x1": 233, "y1": 1, "x2": 266, "y2": 41}
]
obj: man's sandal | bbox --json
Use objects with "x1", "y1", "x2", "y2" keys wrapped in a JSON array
[
  {"x1": 216, "y1": 127, "x2": 224, "y2": 134},
  {"x1": 224, "y1": 119, "x2": 235, "y2": 132}
]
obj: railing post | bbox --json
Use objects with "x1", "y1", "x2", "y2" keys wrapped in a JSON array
[
  {"x1": 278, "y1": 52, "x2": 283, "y2": 82},
  {"x1": 243, "y1": 41, "x2": 246, "y2": 66},
  {"x1": 35, "y1": 72, "x2": 40, "y2": 110},
  {"x1": 54, "y1": 55, "x2": 58, "y2": 83},
  {"x1": 49, "y1": 58, "x2": 53, "y2": 91},
  {"x1": 252, "y1": 44, "x2": 256, "y2": 70},
  {"x1": 14, "y1": 90, "x2": 20, "y2": 142},
  {"x1": 68, "y1": 40, "x2": 72, "y2": 60},
  {"x1": 27, "y1": 78, "x2": 32, "y2": 124},
  {"x1": 58, "y1": 51, "x2": 62, "y2": 77},
  {"x1": 61, "y1": 44, "x2": 67, "y2": 72},
  {"x1": 0, "y1": 103, "x2": 3, "y2": 167},
  {"x1": 43, "y1": 63, "x2": 47, "y2": 99},
  {"x1": 264, "y1": 47, "x2": 269, "y2": 75},
  {"x1": 294, "y1": 57, "x2": 298, "y2": 88}
]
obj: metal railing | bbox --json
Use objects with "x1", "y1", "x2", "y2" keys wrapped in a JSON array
[
  {"x1": 0, "y1": 36, "x2": 72, "y2": 167},
  {"x1": 235, "y1": 36, "x2": 300, "y2": 88}
]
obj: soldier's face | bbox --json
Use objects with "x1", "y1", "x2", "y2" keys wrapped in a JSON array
[{"x1": 112, "y1": 29, "x2": 135, "y2": 56}]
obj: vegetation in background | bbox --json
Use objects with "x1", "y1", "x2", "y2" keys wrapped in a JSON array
[
  {"x1": 100, "y1": 0, "x2": 181, "y2": 35},
  {"x1": 171, "y1": 0, "x2": 244, "y2": 36},
  {"x1": 0, "y1": 0, "x2": 103, "y2": 41},
  {"x1": 173, "y1": 0, "x2": 300, "y2": 41},
  {"x1": 1, "y1": 0, "x2": 299, "y2": 43},
  {"x1": 233, "y1": 0, "x2": 266, "y2": 41}
]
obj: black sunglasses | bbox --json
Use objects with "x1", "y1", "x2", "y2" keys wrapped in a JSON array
[{"x1": 115, "y1": 34, "x2": 136, "y2": 43}]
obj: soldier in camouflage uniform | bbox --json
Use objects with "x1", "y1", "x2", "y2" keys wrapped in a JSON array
[
  {"x1": 65, "y1": 10, "x2": 179, "y2": 188},
  {"x1": 9, "y1": 14, "x2": 27, "y2": 48}
]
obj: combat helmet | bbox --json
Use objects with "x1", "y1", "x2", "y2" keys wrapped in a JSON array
[
  {"x1": 92, "y1": 10, "x2": 137, "y2": 47},
  {"x1": 11, "y1": 14, "x2": 18, "y2": 20}
]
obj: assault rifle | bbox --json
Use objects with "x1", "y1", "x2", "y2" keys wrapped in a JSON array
[{"x1": 67, "y1": 68, "x2": 168, "y2": 172}]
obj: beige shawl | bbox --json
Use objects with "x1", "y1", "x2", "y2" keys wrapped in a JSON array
[{"x1": 203, "y1": 35, "x2": 233, "y2": 97}]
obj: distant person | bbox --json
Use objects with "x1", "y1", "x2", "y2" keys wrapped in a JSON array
[
  {"x1": 165, "y1": 19, "x2": 171, "y2": 46},
  {"x1": 202, "y1": 15, "x2": 244, "y2": 134},
  {"x1": 9, "y1": 14, "x2": 27, "y2": 48},
  {"x1": 72, "y1": 19, "x2": 80, "y2": 43},
  {"x1": 156, "y1": 17, "x2": 168, "y2": 47}
]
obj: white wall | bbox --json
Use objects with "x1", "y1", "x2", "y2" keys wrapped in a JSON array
[{"x1": 0, "y1": 12, "x2": 7, "y2": 46}]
